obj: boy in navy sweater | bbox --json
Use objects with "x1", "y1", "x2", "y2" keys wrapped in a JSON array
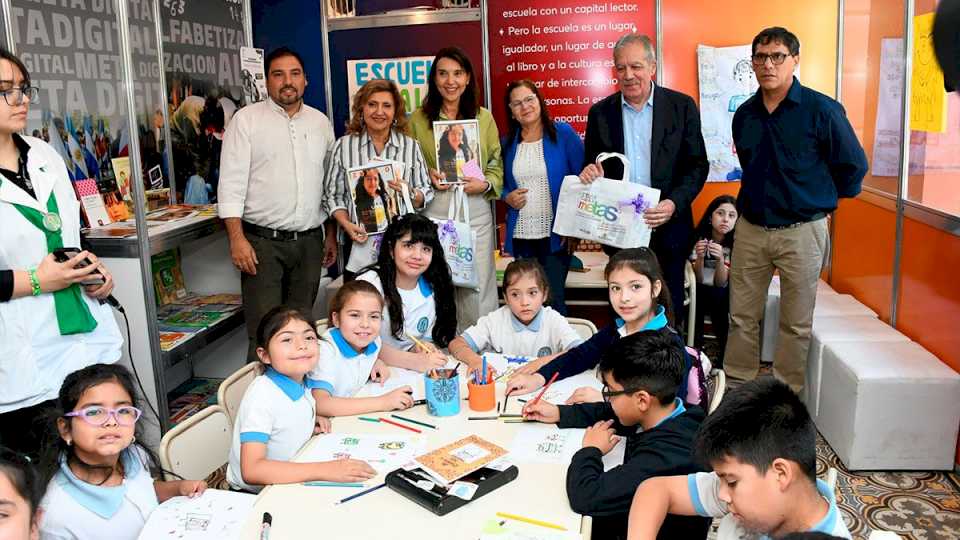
[{"x1": 523, "y1": 330, "x2": 710, "y2": 540}]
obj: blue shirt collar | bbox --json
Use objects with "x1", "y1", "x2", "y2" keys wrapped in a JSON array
[
  {"x1": 621, "y1": 82, "x2": 655, "y2": 112},
  {"x1": 329, "y1": 328, "x2": 379, "y2": 358},
  {"x1": 56, "y1": 449, "x2": 143, "y2": 519},
  {"x1": 265, "y1": 366, "x2": 307, "y2": 401},
  {"x1": 757, "y1": 479, "x2": 840, "y2": 540},
  {"x1": 652, "y1": 398, "x2": 686, "y2": 429},
  {"x1": 417, "y1": 277, "x2": 433, "y2": 297},
  {"x1": 510, "y1": 308, "x2": 544, "y2": 332},
  {"x1": 615, "y1": 305, "x2": 668, "y2": 333}
]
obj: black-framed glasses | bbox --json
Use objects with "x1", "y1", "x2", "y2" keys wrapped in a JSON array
[
  {"x1": 0, "y1": 86, "x2": 38, "y2": 106},
  {"x1": 64, "y1": 405, "x2": 143, "y2": 426},
  {"x1": 601, "y1": 385, "x2": 645, "y2": 402},
  {"x1": 751, "y1": 53, "x2": 791, "y2": 66}
]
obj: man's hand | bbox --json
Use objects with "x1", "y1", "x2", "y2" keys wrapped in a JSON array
[
  {"x1": 229, "y1": 234, "x2": 259, "y2": 275},
  {"x1": 643, "y1": 199, "x2": 676, "y2": 229},
  {"x1": 323, "y1": 231, "x2": 337, "y2": 268}
]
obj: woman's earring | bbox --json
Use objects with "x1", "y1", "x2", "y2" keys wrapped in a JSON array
[{"x1": 66, "y1": 438, "x2": 72, "y2": 446}]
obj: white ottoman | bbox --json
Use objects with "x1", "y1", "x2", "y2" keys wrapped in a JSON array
[
  {"x1": 804, "y1": 316, "x2": 910, "y2": 420},
  {"x1": 761, "y1": 278, "x2": 843, "y2": 363},
  {"x1": 817, "y1": 341, "x2": 960, "y2": 470}
]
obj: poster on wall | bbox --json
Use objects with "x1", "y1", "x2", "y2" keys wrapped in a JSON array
[
  {"x1": 872, "y1": 37, "x2": 960, "y2": 177},
  {"x1": 697, "y1": 44, "x2": 758, "y2": 182},
  {"x1": 346, "y1": 56, "x2": 434, "y2": 115},
  {"x1": 910, "y1": 12, "x2": 947, "y2": 133},
  {"x1": 161, "y1": 0, "x2": 247, "y2": 200},
  {"x1": 239, "y1": 47, "x2": 267, "y2": 105},
  {"x1": 9, "y1": 0, "x2": 166, "y2": 223},
  {"x1": 487, "y1": 0, "x2": 656, "y2": 137}
]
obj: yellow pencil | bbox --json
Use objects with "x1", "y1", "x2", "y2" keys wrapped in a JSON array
[
  {"x1": 495, "y1": 512, "x2": 568, "y2": 531},
  {"x1": 406, "y1": 332, "x2": 435, "y2": 353}
]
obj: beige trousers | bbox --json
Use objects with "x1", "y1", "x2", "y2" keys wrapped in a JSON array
[{"x1": 723, "y1": 216, "x2": 828, "y2": 393}]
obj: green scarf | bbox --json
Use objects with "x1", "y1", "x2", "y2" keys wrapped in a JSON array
[{"x1": 11, "y1": 191, "x2": 97, "y2": 335}]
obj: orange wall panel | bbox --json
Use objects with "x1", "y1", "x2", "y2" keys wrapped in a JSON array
[{"x1": 831, "y1": 198, "x2": 897, "y2": 322}]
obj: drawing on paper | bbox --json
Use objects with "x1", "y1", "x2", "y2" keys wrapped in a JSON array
[{"x1": 184, "y1": 513, "x2": 211, "y2": 531}]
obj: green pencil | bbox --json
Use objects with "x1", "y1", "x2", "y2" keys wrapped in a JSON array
[
  {"x1": 359, "y1": 416, "x2": 380, "y2": 423},
  {"x1": 390, "y1": 414, "x2": 437, "y2": 430}
]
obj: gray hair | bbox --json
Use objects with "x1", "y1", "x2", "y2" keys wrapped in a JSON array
[{"x1": 613, "y1": 33, "x2": 656, "y2": 63}]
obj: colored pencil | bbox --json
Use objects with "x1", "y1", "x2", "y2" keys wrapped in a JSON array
[
  {"x1": 379, "y1": 417, "x2": 422, "y2": 433},
  {"x1": 518, "y1": 399, "x2": 528, "y2": 403},
  {"x1": 335, "y1": 482, "x2": 387, "y2": 505},
  {"x1": 498, "y1": 414, "x2": 523, "y2": 418},
  {"x1": 481, "y1": 355, "x2": 487, "y2": 384},
  {"x1": 390, "y1": 414, "x2": 436, "y2": 430},
  {"x1": 495, "y1": 512, "x2": 568, "y2": 531},
  {"x1": 358, "y1": 416, "x2": 380, "y2": 423},
  {"x1": 412, "y1": 399, "x2": 426, "y2": 406},
  {"x1": 501, "y1": 419, "x2": 532, "y2": 423},
  {"x1": 304, "y1": 481, "x2": 365, "y2": 487},
  {"x1": 496, "y1": 401, "x2": 500, "y2": 414},
  {"x1": 530, "y1": 372, "x2": 559, "y2": 407},
  {"x1": 468, "y1": 416, "x2": 499, "y2": 420}
]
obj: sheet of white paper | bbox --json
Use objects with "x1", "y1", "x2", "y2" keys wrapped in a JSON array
[
  {"x1": 297, "y1": 433, "x2": 424, "y2": 474},
  {"x1": 137, "y1": 489, "x2": 255, "y2": 540},
  {"x1": 511, "y1": 370, "x2": 603, "y2": 405},
  {"x1": 509, "y1": 423, "x2": 627, "y2": 470},
  {"x1": 356, "y1": 367, "x2": 424, "y2": 400},
  {"x1": 480, "y1": 518, "x2": 581, "y2": 540}
]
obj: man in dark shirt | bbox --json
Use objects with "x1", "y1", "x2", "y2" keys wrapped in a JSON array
[{"x1": 725, "y1": 27, "x2": 867, "y2": 393}]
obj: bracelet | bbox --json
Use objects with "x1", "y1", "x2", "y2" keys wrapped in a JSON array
[{"x1": 28, "y1": 269, "x2": 41, "y2": 296}]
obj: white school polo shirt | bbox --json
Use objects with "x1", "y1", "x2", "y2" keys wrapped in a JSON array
[
  {"x1": 227, "y1": 368, "x2": 317, "y2": 493},
  {"x1": 40, "y1": 448, "x2": 159, "y2": 540},
  {"x1": 305, "y1": 328, "x2": 382, "y2": 398},
  {"x1": 356, "y1": 270, "x2": 436, "y2": 352},
  {"x1": 461, "y1": 306, "x2": 582, "y2": 357},
  {"x1": 687, "y1": 472, "x2": 851, "y2": 539}
]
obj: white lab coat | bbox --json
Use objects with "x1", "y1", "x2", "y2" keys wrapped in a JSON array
[{"x1": 0, "y1": 135, "x2": 122, "y2": 414}]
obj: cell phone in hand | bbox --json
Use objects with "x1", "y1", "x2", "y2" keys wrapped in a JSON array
[{"x1": 52, "y1": 247, "x2": 105, "y2": 286}]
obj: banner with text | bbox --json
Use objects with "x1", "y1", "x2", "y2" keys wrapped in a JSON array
[
  {"x1": 346, "y1": 56, "x2": 434, "y2": 116},
  {"x1": 487, "y1": 0, "x2": 655, "y2": 137}
]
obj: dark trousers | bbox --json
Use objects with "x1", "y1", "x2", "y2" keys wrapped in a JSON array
[
  {"x1": 511, "y1": 237, "x2": 571, "y2": 316},
  {"x1": 242, "y1": 232, "x2": 325, "y2": 361},
  {"x1": 0, "y1": 399, "x2": 58, "y2": 459},
  {"x1": 694, "y1": 283, "x2": 730, "y2": 367}
]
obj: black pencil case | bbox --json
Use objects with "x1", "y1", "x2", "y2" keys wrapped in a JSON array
[{"x1": 385, "y1": 464, "x2": 519, "y2": 516}]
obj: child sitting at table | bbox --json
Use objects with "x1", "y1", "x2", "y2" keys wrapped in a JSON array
[
  {"x1": 448, "y1": 259, "x2": 583, "y2": 376},
  {"x1": 308, "y1": 280, "x2": 417, "y2": 416},
  {"x1": 522, "y1": 330, "x2": 710, "y2": 540},
  {"x1": 227, "y1": 306, "x2": 377, "y2": 493},
  {"x1": 626, "y1": 378, "x2": 851, "y2": 540}
]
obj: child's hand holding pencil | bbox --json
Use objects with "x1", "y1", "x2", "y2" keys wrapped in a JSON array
[{"x1": 521, "y1": 400, "x2": 560, "y2": 424}]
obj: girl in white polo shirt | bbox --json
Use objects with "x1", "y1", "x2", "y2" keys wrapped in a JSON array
[
  {"x1": 227, "y1": 307, "x2": 377, "y2": 493},
  {"x1": 356, "y1": 214, "x2": 457, "y2": 372},
  {"x1": 307, "y1": 280, "x2": 415, "y2": 416},
  {"x1": 39, "y1": 364, "x2": 206, "y2": 540},
  {"x1": 449, "y1": 259, "x2": 582, "y2": 377}
]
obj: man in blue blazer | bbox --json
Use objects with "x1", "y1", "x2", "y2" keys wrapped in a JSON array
[{"x1": 580, "y1": 33, "x2": 709, "y2": 322}]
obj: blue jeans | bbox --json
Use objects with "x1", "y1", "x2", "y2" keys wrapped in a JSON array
[{"x1": 511, "y1": 237, "x2": 571, "y2": 315}]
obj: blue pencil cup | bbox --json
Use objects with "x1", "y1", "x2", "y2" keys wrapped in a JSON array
[{"x1": 424, "y1": 370, "x2": 460, "y2": 417}]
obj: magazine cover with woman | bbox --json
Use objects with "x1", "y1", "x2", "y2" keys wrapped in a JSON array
[
  {"x1": 433, "y1": 119, "x2": 481, "y2": 185},
  {"x1": 347, "y1": 162, "x2": 401, "y2": 234}
]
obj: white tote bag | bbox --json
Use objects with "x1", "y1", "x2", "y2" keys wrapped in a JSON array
[
  {"x1": 552, "y1": 152, "x2": 661, "y2": 249},
  {"x1": 431, "y1": 185, "x2": 479, "y2": 290}
]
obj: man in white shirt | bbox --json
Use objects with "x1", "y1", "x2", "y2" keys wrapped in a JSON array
[{"x1": 218, "y1": 47, "x2": 336, "y2": 360}]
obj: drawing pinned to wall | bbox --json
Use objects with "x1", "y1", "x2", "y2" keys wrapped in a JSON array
[
  {"x1": 137, "y1": 489, "x2": 255, "y2": 539},
  {"x1": 910, "y1": 13, "x2": 948, "y2": 133},
  {"x1": 697, "y1": 44, "x2": 762, "y2": 182}
]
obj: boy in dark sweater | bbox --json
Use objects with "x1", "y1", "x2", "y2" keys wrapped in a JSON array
[{"x1": 522, "y1": 330, "x2": 710, "y2": 540}]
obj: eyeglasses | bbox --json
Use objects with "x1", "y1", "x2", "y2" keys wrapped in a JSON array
[
  {"x1": 751, "y1": 53, "x2": 792, "y2": 66},
  {"x1": 508, "y1": 95, "x2": 538, "y2": 110},
  {"x1": 0, "y1": 86, "x2": 38, "y2": 106},
  {"x1": 64, "y1": 405, "x2": 143, "y2": 426},
  {"x1": 601, "y1": 385, "x2": 644, "y2": 402}
]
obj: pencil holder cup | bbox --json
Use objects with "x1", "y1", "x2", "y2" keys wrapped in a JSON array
[
  {"x1": 425, "y1": 371, "x2": 460, "y2": 417},
  {"x1": 467, "y1": 381, "x2": 496, "y2": 412}
]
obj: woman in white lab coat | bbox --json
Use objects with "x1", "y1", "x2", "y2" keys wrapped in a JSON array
[{"x1": 0, "y1": 49, "x2": 122, "y2": 456}]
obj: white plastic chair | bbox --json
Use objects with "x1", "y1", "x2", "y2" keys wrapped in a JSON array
[
  {"x1": 708, "y1": 369, "x2": 726, "y2": 414},
  {"x1": 315, "y1": 317, "x2": 329, "y2": 335},
  {"x1": 217, "y1": 362, "x2": 257, "y2": 425},
  {"x1": 566, "y1": 317, "x2": 598, "y2": 340},
  {"x1": 684, "y1": 261, "x2": 696, "y2": 347},
  {"x1": 159, "y1": 405, "x2": 231, "y2": 481}
]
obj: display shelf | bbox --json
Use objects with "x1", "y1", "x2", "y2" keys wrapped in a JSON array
[
  {"x1": 161, "y1": 308, "x2": 245, "y2": 369},
  {"x1": 84, "y1": 207, "x2": 223, "y2": 258}
]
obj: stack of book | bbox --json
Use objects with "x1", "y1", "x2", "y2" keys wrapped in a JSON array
[
  {"x1": 157, "y1": 293, "x2": 243, "y2": 352},
  {"x1": 167, "y1": 378, "x2": 222, "y2": 426}
]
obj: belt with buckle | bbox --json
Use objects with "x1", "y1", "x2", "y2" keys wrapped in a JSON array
[
  {"x1": 760, "y1": 212, "x2": 826, "y2": 231},
  {"x1": 242, "y1": 221, "x2": 322, "y2": 242}
]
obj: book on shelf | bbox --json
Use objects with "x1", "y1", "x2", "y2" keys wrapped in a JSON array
[
  {"x1": 72, "y1": 178, "x2": 112, "y2": 228},
  {"x1": 161, "y1": 310, "x2": 231, "y2": 328},
  {"x1": 159, "y1": 331, "x2": 194, "y2": 351},
  {"x1": 151, "y1": 249, "x2": 187, "y2": 305}
]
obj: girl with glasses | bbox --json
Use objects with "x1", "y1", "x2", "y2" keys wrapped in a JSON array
[{"x1": 39, "y1": 364, "x2": 206, "y2": 540}]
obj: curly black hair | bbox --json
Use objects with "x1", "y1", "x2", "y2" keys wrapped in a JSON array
[{"x1": 365, "y1": 214, "x2": 457, "y2": 347}]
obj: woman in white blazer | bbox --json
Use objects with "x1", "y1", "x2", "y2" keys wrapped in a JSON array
[{"x1": 0, "y1": 49, "x2": 122, "y2": 456}]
